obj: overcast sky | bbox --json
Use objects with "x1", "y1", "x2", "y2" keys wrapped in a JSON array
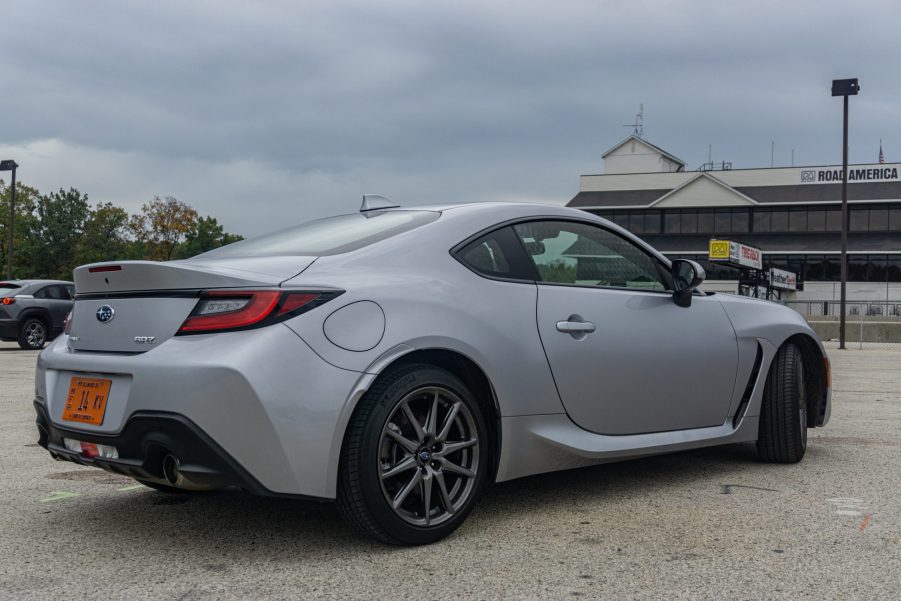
[{"x1": 2, "y1": 0, "x2": 900, "y2": 236}]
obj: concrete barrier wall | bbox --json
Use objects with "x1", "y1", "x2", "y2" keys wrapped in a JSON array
[{"x1": 807, "y1": 318, "x2": 901, "y2": 343}]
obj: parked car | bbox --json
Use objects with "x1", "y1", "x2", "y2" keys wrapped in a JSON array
[
  {"x1": 33, "y1": 199, "x2": 831, "y2": 545},
  {"x1": 1, "y1": 279, "x2": 74, "y2": 350}
]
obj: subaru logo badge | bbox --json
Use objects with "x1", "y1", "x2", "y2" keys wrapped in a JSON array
[
  {"x1": 419, "y1": 450, "x2": 432, "y2": 462},
  {"x1": 96, "y1": 305, "x2": 115, "y2": 323}
]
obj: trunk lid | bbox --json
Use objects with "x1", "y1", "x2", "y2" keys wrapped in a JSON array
[{"x1": 68, "y1": 257, "x2": 316, "y2": 353}]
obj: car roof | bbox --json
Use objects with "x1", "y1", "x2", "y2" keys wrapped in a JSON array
[
  {"x1": 402, "y1": 201, "x2": 572, "y2": 214},
  {"x1": 0, "y1": 279, "x2": 73, "y2": 287}
]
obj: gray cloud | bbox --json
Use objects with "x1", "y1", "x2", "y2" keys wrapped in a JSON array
[{"x1": 2, "y1": 0, "x2": 900, "y2": 236}]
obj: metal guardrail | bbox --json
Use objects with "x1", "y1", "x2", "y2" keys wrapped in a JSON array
[
  {"x1": 780, "y1": 300, "x2": 901, "y2": 347},
  {"x1": 781, "y1": 300, "x2": 901, "y2": 318}
]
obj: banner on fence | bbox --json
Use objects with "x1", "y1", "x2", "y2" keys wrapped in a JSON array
[{"x1": 769, "y1": 267, "x2": 797, "y2": 290}]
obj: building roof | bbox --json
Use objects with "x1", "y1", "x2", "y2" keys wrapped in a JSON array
[
  {"x1": 600, "y1": 135, "x2": 686, "y2": 168},
  {"x1": 648, "y1": 172, "x2": 758, "y2": 207},
  {"x1": 569, "y1": 177, "x2": 901, "y2": 209}
]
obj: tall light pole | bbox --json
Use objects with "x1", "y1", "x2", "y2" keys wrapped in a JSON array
[
  {"x1": 0, "y1": 160, "x2": 18, "y2": 280},
  {"x1": 831, "y1": 79, "x2": 859, "y2": 350}
]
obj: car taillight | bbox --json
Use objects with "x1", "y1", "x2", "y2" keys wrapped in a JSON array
[
  {"x1": 1, "y1": 297, "x2": 14, "y2": 305},
  {"x1": 176, "y1": 289, "x2": 342, "y2": 334},
  {"x1": 64, "y1": 310, "x2": 73, "y2": 334}
]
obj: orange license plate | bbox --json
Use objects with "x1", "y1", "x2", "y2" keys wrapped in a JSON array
[{"x1": 62, "y1": 377, "x2": 112, "y2": 425}]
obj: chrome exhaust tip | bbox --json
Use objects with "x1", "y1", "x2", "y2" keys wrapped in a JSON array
[
  {"x1": 162, "y1": 454, "x2": 181, "y2": 486},
  {"x1": 160, "y1": 454, "x2": 218, "y2": 491}
]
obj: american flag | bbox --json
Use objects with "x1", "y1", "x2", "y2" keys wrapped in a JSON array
[{"x1": 879, "y1": 140, "x2": 884, "y2": 164}]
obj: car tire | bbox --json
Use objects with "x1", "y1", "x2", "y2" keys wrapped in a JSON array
[
  {"x1": 17, "y1": 317, "x2": 47, "y2": 350},
  {"x1": 757, "y1": 342, "x2": 807, "y2": 463},
  {"x1": 337, "y1": 364, "x2": 490, "y2": 545}
]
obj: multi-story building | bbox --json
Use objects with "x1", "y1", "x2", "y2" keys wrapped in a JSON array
[{"x1": 567, "y1": 135, "x2": 901, "y2": 301}]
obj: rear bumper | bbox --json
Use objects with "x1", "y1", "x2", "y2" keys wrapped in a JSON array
[
  {"x1": 35, "y1": 324, "x2": 365, "y2": 499},
  {"x1": 34, "y1": 402, "x2": 296, "y2": 495},
  {"x1": 0, "y1": 318, "x2": 18, "y2": 339}
]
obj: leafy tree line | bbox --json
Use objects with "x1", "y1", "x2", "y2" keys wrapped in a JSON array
[{"x1": 0, "y1": 179, "x2": 243, "y2": 281}]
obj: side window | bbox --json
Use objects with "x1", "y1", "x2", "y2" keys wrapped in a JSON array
[
  {"x1": 456, "y1": 227, "x2": 536, "y2": 281},
  {"x1": 46, "y1": 286, "x2": 67, "y2": 300},
  {"x1": 33, "y1": 286, "x2": 48, "y2": 299},
  {"x1": 65, "y1": 285, "x2": 75, "y2": 300},
  {"x1": 513, "y1": 221, "x2": 670, "y2": 291}
]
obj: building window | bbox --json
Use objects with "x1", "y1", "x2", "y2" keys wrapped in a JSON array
[
  {"x1": 869, "y1": 255, "x2": 888, "y2": 281},
  {"x1": 826, "y1": 206, "x2": 841, "y2": 231},
  {"x1": 664, "y1": 211, "x2": 680, "y2": 234},
  {"x1": 789, "y1": 207, "x2": 807, "y2": 232},
  {"x1": 697, "y1": 209, "x2": 714, "y2": 233},
  {"x1": 770, "y1": 210, "x2": 789, "y2": 232},
  {"x1": 731, "y1": 209, "x2": 750, "y2": 233},
  {"x1": 644, "y1": 210, "x2": 661, "y2": 234},
  {"x1": 888, "y1": 257, "x2": 901, "y2": 282},
  {"x1": 680, "y1": 209, "x2": 698, "y2": 233},
  {"x1": 890, "y1": 204, "x2": 901, "y2": 231},
  {"x1": 629, "y1": 211, "x2": 645, "y2": 234},
  {"x1": 714, "y1": 209, "x2": 730, "y2": 233},
  {"x1": 753, "y1": 208, "x2": 770, "y2": 233},
  {"x1": 849, "y1": 206, "x2": 869, "y2": 231},
  {"x1": 848, "y1": 255, "x2": 868, "y2": 280},
  {"x1": 869, "y1": 206, "x2": 888, "y2": 231},
  {"x1": 824, "y1": 256, "x2": 842, "y2": 281},
  {"x1": 766, "y1": 254, "x2": 788, "y2": 271},
  {"x1": 805, "y1": 255, "x2": 826, "y2": 281},
  {"x1": 807, "y1": 207, "x2": 826, "y2": 232}
]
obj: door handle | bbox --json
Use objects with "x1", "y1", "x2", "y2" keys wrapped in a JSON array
[{"x1": 556, "y1": 319, "x2": 596, "y2": 334}]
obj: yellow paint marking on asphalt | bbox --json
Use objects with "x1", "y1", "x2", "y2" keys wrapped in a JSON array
[
  {"x1": 117, "y1": 484, "x2": 146, "y2": 492},
  {"x1": 40, "y1": 491, "x2": 80, "y2": 503}
]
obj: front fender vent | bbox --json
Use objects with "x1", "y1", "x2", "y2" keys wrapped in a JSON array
[{"x1": 733, "y1": 342, "x2": 764, "y2": 429}]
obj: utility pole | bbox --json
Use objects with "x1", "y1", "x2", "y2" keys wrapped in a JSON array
[
  {"x1": 831, "y1": 78, "x2": 860, "y2": 349},
  {"x1": 0, "y1": 160, "x2": 18, "y2": 279}
]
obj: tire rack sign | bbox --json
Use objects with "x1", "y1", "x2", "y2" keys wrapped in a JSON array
[
  {"x1": 709, "y1": 239, "x2": 763, "y2": 270},
  {"x1": 768, "y1": 267, "x2": 797, "y2": 290}
]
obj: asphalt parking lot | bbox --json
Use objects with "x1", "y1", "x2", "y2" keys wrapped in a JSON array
[{"x1": 0, "y1": 341, "x2": 898, "y2": 600}]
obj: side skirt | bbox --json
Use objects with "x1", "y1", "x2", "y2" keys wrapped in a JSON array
[{"x1": 494, "y1": 338, "x2": 777, "y2": 484}]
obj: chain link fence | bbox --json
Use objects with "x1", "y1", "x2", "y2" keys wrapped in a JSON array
[{"x1": 781, "y1": 300, "x2": 901, "y2": 349}]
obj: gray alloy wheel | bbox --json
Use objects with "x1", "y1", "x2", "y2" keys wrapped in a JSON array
[
  {"x1": 18, "y1": 318, "x2": 47, "y2": 350},
  {"x1": 337, "y1": 364, "x2": 489, "y2": 545},
  {"x1": 757, "y1": 342, "x2": 807, "y2": 463},
  {"x1": 378, "y1": 386, "x2": 480, "y2": 527}
]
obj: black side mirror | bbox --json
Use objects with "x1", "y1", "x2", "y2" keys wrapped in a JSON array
[{"x1": 671, "y1": 259, "x2": 706, "y2": 307}]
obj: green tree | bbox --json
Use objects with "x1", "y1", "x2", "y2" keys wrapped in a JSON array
[
  {"x1": 74, "y1": 202, "x2": 133, "y2": 266},
  {"x1": 176, "y1": 216, "x2": 244, "y2": 259},
  {"x1": 129, "y1": 196, "x2": 199, "y2": 261},
  {"x1": 23, "y1": 188, "x2": 90, "y2": 280},
  {"x1": 0, "y1": 179, "x2": 41, "y2": 279}
]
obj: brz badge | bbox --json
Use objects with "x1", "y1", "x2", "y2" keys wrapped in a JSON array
[
  {"x1": 96, "y1": 305, "x2": 115, "y2": 323},
  {"x1": 134, "y1": 336, "x2": 156, "y2": 344}
]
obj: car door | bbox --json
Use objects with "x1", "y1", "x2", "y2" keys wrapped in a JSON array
[{"x1": 513, "y1": 220, "x2": 739, "y2": 435}]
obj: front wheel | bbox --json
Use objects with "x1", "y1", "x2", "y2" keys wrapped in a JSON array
[
  {"x1": 337, "y1": 364, "x2": 489, "y2": 545},
  {"x1": 757, "y1": 342, "x2": 807, "y2": 463}
]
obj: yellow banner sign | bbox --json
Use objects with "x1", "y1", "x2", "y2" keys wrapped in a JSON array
[{"x1": 709, "y1": 239, "x2": 730, "y2": 260}]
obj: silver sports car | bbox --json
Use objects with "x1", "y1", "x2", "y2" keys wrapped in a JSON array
[{"x1": 35, "y1": 197, "x2": 831, "y2": 545}]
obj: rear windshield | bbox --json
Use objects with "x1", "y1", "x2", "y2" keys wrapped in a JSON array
[
  {"x1": 195, "y1": 210, "x2": 440, "y2": 258},
  {"x1": 0, "y1": 283, "x2": 22, "y2": 297}
]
